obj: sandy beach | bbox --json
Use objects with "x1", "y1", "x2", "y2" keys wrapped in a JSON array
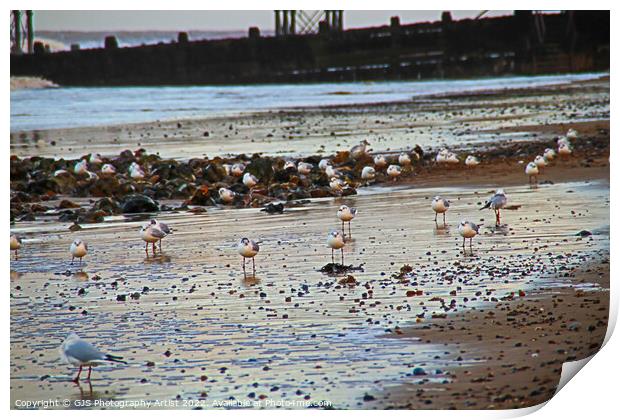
[{"x1": 10, "y1": 76, "x2": 610, "y2": 409}]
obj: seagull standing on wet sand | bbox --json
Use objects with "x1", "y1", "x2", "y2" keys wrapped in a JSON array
[
  {"x1": 327, "y1": 230, "x2": 346, "y2": 265},
  {"x1": 70, "y1": 239, "x2": 88, "y2": 265},
  {"x1": 141, "y1": 223, "x2": 165, "y2": 256},
  {"x1": 431, "y1": 196, "x2": 450, "y2": 224},
  {"x1": 566, "y1": 128, "x2": 578, "y2": 140},
  {"x1": 337, "y1": 205, "x2": 357, "y2": 239},
  {"x1": 480, "y1": 189, "x2": 508, "y2": 226},
  {"x1": 458, "y1": 220, "x2": 480, "y2": 250},
  {"x1": 10, "y1": 234, "x2": 22, "y2": 259},
  {"x1": 237, "y1": 238, "x2": 260, "y2": 276},
  {"x1": 398, "y1": 152, "x2": 411, "y2": 167},
  {"x1": 60, "y1": 333, "x2": 126, "y2": 383},
  {"x1": 525, "y1": 162, "x2": 539, "y2": 184},
  {"x1": 149, "y1": 219, "x2": 172, "y2": 251},
  {"x1": 558, "y1": 141, "x2": 573, "y2": 159},
  {"x1": 544, "y1": 148, "x2": 556, "y2": 161}
]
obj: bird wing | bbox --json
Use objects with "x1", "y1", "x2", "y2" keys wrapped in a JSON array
[
  {"x1": 64, "y1": 339, "x2": 106, "y2": 363},
  {"x1": 159, "y1": 222, "x2": 172, "y2": 234},
  {"x1": 251, "y1": 241, "x2": 260, "y2": 252},
  {"x1": 443, "y1": 199, "x2": 450, "y2": 208},
  {"x1": 150, "y1": 227, "x2": 167, "y2": 239}
]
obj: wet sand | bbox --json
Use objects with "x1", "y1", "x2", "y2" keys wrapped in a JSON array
[{"x1": 10, "y1": 78, "x2": 610, "y2": 409}]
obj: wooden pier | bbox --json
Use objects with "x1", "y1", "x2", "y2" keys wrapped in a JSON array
[{"x1": 10, "y1": 11, "x2": 609, "y2": 86}]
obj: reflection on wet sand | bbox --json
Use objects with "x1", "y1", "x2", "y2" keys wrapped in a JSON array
[{"x1": 10, "y1": 180, "x2": 609, "y2": 408}]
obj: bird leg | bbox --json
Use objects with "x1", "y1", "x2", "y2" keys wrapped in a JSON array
[
  {"x1": 80, "y1": 257, "x2": 83, "y2": 265},
  {"x1": 71, "y1": 257, "x2": 74, "y2": 265},
  {"x1": 434, "y1": 212, "x2": 438, "y2": 222},
  {"x1": 341, "y1": 221, "x2": 345, "y2": 239},
  {"x1": 443, "y1": 212, "x2": 446, "y2": 225},
  {"x1": 152, "y1": 242, "x2": 156, "y2": 255},
  {"x1": 470, "y1": 238, "x2": 473, "y2": 250},
  {"x1": 341, "y1": 248, "x2": 344, "y2": 266},
  {"x1": 87, "y1": 366, "x2": 92, "y2": 381},
  {"x1": 145, "y1": 242, "x2": 149, "y2": 257},
  {"x1": 14, "y1": 249, "x2": 18, "y2": 259},
  {"x1": 331, "y1": 249, "x2": 335, "y2": 264},
  {"x1": 73, "y1": 365, "x2": 82, "y2": 383},
  {"x1": 159, "y1": 239, "x2": 163, "y2": 252},
  {"x1": 242, "y1": 257, "x2": 246, "y2": 276},
  {"x1": 348, "y1": 222, "x2": 352, "y2": 239},
  {"x1": 252, "y1": 257, "x2": 256, "y2": 275},
  {"x1": 462, "y1": 238, "x2": 466, "y2": 248}
]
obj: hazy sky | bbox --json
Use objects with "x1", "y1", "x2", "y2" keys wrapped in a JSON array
[{"x1": 35, "y1": 10, "x2": 513, "y2": 31}]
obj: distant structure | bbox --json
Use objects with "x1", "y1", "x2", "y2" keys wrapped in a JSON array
[
  {"x1": 275, "y1": 10, "x2": 343, "y2": 36},
  {"x1": 10, "y1": 10, "x2": 34, "y2": 54},
  {"x1": 11, "y1": 11, "x2": 609, "y2": 86}
]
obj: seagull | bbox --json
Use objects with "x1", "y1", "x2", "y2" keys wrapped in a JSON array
[
  {"x1": 297, "y1": 162, "x2": 313, "y2": 175},
  {"x1": 373, "y1": 154, "x2": 388, "y2": 168},
  {"x1": 431, "y1": 196, "x2": 450, "y2": 224},
  {"x1": 387, "y1": 164, "x2": 402, "y2": 181},
  {"x1": 534, "y1": 155, "x2": 547, "y2": 173},
  {"x1": 219, "y1": 187, "x2": 236, "y2": 204},
  {"x1": 283, "y1": 161, "x2": 297, "y2": 171},
  {"x1": 141, "y1": 223, "x2": 165, "y2": 256},
  {"x1": 480, "y1": 189, "x2": 508, "y2": 226},
  {"x1": 60, "y1": 333, "x2": 126, "y2": 383},
  {"x1": 557, "y1": 136, "x2": 571, "y2": 147},
  {"x1": 243, "y1": 172, "x2": 259, "y2": 188},
  {"x1": 129, "y1": 163, "x2": 145, "y2": 180},
  {"x1": 222, "y1": 164, "x2": 232, "y2": 176},
  {"x1": 558, "y1": 142, "x2": 573, "y2": 159},
  {"x1": 327, "y1": 230, "x2": 346, "y2": 265},
  {"x1": 70, "y1": 239, "x2": 88, "y2": 265},
  {"x1": 446, "y1": 152, "x2": 460, "y2": 164},
  {"x1": 10, "y1": 234, "x2": 22, "y2": 259},
  {"x1": 237, "y1": 238, "x2": 260, "y2": 276},
  {"x1": 230, "y1": 163, "x2": 245, "y2": 177},
  {"x1": 436, "y1": 149, "x2": 449, "y2": 164},
  {"x1": 458, "y1": 220, "x2": 480, "y2": 250},
  {"x1": 74, "y1": 159, "x2": 89, "y2": 175},
  {"x1": 101, "y1": 163, "x2": 116, "y2": 174},
  {"x1": 89, "y1": 153, "x2": 103, "y2": 164},
  {"x1": 318, "y1": 159, "x2": 330, "y2": 171},
  {"x1": 149, "y1": 219, "x2": 172, "y2": 251},
  {"x1": 525, "y1": 162, "x2": 539, "y2": 184},
  {"x1": 544, "y1": 148, "x2": 556, "y2": 161},
  {"x1": 361, "y1": 166, "x2": 376, "y2": 183},
  {"x1": 398, "y1": 152, "x2": 411, "y2": 166},
  {"x1": 566, "y1": 128, "x2": 578, "y2": 140},
  {"x1": 350, "y1": 140, "x2": 369, "y2": 160},
  {"x1": 337, "y1": 205, "x2": 357, "y2": 239},
  {"x1": 325, "y1": 165, "x2": 340, "y2": 178},
  {"x1": 465, "y1": 155, "x2": 480, "y2": 167},
  {"x1": 329, "y1": 177, "x2": 347, "y2": 193}
]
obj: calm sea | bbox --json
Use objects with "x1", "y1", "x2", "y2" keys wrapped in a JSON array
[{"x1": 10, "y1": 73, "x2": 605, "y2": 132}]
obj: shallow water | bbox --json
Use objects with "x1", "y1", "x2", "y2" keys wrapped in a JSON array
[
  {"x1": 10, "y1": 73, "x2": 606, "y2": 132},
  {"x1": 10, "y1": 179, "x2": 609, "y2": 409}
]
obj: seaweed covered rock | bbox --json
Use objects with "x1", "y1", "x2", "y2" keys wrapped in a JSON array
[{"x1": 121, "y1": 194, "x2": 159, "y2": 214}]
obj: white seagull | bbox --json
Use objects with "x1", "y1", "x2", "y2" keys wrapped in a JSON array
[
  {"x1": 10, "y1": 234, "x2": 22, "y2": 259},
  {"x1": 74, "y1": 159, "x2": 89, "y2": 175},
  {"x1": 89, "y1": 153, "x2": 103, "y2": 164},
  {"x1": 337, "y1": 205, "x2": 357, "y2": 239},
  {"x1": 465, "y1": 155, "x2": 480, "y2": 167},
  {"x1": 237, "y1": 238, "x2": 260, "y2": 276},
  {"x1": 327, "y1": 230, "x2": 346, "y2": 265},
  {"x1": 219, "y1": 187, "x2": 236, "y2": 204},
  {"x1": 431, "y1": 196, "x2": 450, "y2": 224},
  {"x1": 458, "y1": 220, "x2": 480, "y2": 250},
  {"x1": 243, "y1": 172, "x2": 259, "y2": 189},
  {"x1": 101, "y1": 163, "x2": 116, "y2": 174},
  {"x1": 480, "y1": 189, "x2": 508, "y2": 226},
  {"x1": 60, "y1": 333, "x2": 126, "y2": 383},
  {"x1": 387, "y1": 164, "x2": 402, "y2": 181},
  {"x1": 141, "y1": 223, "x2": 166, "y2": 256},
  {"x1": 361, "y1": 166, "x2": 376, "y2": 183},
  {"x1": 297, "y1": 162, "x2": 313, "y2": 175},
  {"x1": 525, "y1": 162, "x2": 539, "y2": 184},
  {"x1": 398, "y1": 152, "x2": 412, "y2": 166},
  {"x1": 70, "y1": 239, "x2": 88, "y2": 265},
  {"x1": 544, "y1": 148, "x2": 556, "y2": 161},
  {"x1": 231, "y1": 163, "x2": 246, "y2": 177}
]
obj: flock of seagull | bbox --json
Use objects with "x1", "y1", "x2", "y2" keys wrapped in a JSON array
[{"x1": 10, "y1": 128, "x2": 579, "y2": 382}]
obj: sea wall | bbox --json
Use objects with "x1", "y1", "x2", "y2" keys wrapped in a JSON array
[{"x1": 10, "y1": 11, "x2": 609, "y2": 86}]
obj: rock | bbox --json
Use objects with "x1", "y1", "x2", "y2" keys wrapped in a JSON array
[
  {"x1": 92, "y1": 197, "x2": 122, "y2": 214},
  {"x1": 576, "y1": 230, "x2": 592, "y2": 237},
  {"x1": 413, "y1": 367, "x2": 427, "y2": 376},
  {"x1": 121, "y1": 194, "x2": 159, "y2": 213},
  {"x1": 261, "y1": 202, "x2": 284, "y2": 214},
  {"x1": 59, "y1": 199, "x2": 80, "y2": 209}
]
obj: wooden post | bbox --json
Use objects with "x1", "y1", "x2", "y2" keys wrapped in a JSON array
[
  {"x1": 290, "y1": 10, "x2": 296, "y2": 35},
  {"x1": 338, "y1": 11, "x2": 343, "y2": 31},
  {"x1": 26, "y1": 10, "x2": 34, "y2": 54},
  {"x1": 275, "y1": 10, "x2": 281, "y2": 37},
  {"x1": 283, "y1": 11, "x2": 289, "y2": 36},
  {"x1": 12, "y1": 11, "x2": 22, "y2": 54}
]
